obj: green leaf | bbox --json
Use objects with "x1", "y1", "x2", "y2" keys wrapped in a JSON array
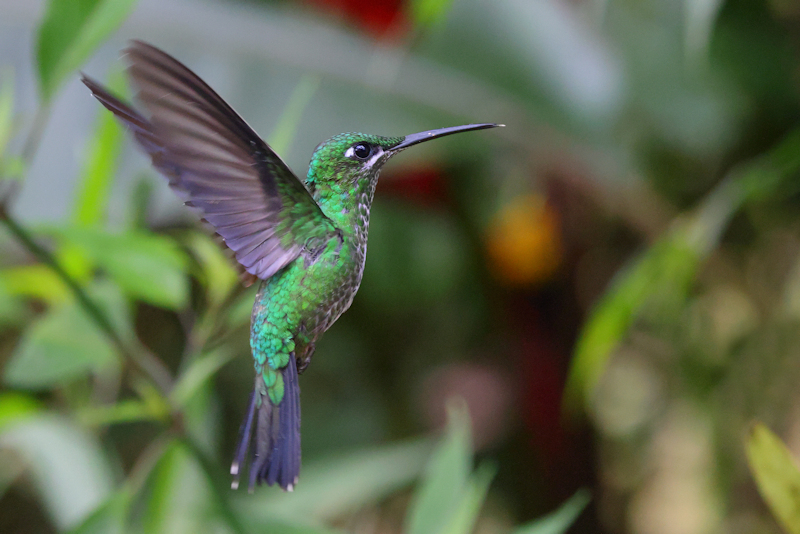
[
  {"x1": 36, "y1": 0, "x2": 138, "y2": 101},
  {"x1": 0, "y1": 263, "x2": 70, "y2": 304},
  {"x1": 564, "y1": 228, "x2": 700, "y2": 412},
  {"x1": 406, "y1": 399, "x2": 473, "y2": 534},
  {"x1": 410, "y1": 0, "x2": 456, "y2": 27},
  {"x1": 0, "y1": 415, "x2": 114, "y2": 530},
  {"x1": 4, "y1": 298, "x2": 118, "y2": 389},
  {"x1": 239, "y1": 437, "x2": 432, "y2": 523},
  {"x1": 512, "y1": 489, "x2": 591, "y2": 534},
  {"x1": 440, "y1": 462, "x2": 496, "y2": 534},
  {"x1": 48, "y1": 226, "x2": 190, "y2": 310},
  {"x1": 73, "y1": 73, "x2": 124, "y2": 227},
  {"x1": 565, "y1": 128, "x2": 800, "y2": 414},
  {"x1": 78, "y1": 399, "x2": 156, "y2": 427},
  {"x1": 143, "y1": 440, "x2": 235, "y2": 534},
  {"x1": 65, "y1": 489, "x2": 130, "y2": 534},
  {"x1": 0, "y1": 69, "x2": 14, "y2": 158},
  {"x1": 183, "y1": 232, "x2": 238, "y2": 309},
  {"x1": 0, "y1": 276, "x2": 27, "y2": 327},
  {"x1": 746, "y1": 423, "x2": 800, "y2": 534},
  {"x1": 59, "y1": 69, "x2": 127, "y2": 279},
  {"x1": 71, "y1": 69, "x2": 125, "y2": 228},
  {"x1": 267, "y1": 75, "x2": 320, "y2": 156},
  {"x1": 0, "y1": 392, "x2": 41, "y2": 432},
  {"x1": 170, "y1": 349, "x2": 234, "y2": 408}
]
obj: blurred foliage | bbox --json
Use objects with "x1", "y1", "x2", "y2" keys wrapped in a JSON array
[
  {"x1": 746, "y1": 423, "x2": 800, "y2": 534},
  {"x1": 4, "y1": 0, "x2": 800, "y2": 532}
]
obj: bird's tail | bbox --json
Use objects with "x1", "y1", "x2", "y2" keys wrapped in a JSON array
[{"x1": 230, "y1": 356, "x2": 301, "y2": 492}]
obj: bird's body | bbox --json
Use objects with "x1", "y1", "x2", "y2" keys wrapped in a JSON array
[{"x1": 83, "y1": 41, "x2": 498, "y2": 492}]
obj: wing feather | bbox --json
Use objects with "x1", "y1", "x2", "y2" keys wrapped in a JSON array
[{"x1": 82, "y1": 40, "x2": 336, "y2": 280}]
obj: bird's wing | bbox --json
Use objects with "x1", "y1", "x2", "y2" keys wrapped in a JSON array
[{"x1": 82, "y1": 40, "x2": 337, "y2": 281}]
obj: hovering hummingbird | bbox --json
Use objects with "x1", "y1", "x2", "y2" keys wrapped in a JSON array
[{"x1": 82, "y1": 41, "x2": 500, "y2": 491}]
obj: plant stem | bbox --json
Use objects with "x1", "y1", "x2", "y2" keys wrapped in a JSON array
[{"x1": 0, "y1": 210, "x2": 174, "y2": 395}]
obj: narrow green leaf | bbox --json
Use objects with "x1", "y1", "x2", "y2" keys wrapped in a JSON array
[
  {"x1": 0, "y1": 263, "x2": 70, "y2": 303},
  {"x1": 72, "y1": 69, "x2": 126, "y2": 228},
  {"x1": 406, "y1": 399, "x2": 473, "y2": 534},
  {"x1": 36, "y1": 0, "x2": 138, "y2": 100},
  {"x1": 564, "y1": 229, "x2": 700, "y2": 412},
  {"x1": 410, "y1": 0, "x2": 456, "y2": 27},
  {"x1": 65, "y1": 489, "x2": 130, "y2": 534},
  {"x1": 4, "y1": 299, "x2": 118, "y2": 389},
  {"x1": 240, "y1": 437, "x2": 432, "y2": 523},
  {"x1": 0, "y1": 415, "x2": 114, "y2": 530},
  {"x1": 0, "y1": 69, "x2": 14, "y2": 158},
  {"x1": 565, "y1": 128, "x2": 800, "y2": 414},
  {"x1": 512, "y1": 489, "x2": 591, "y2": 534},
  {"x1": 183, "y1": 232, "x2": 238, "y2": 309},
  {"x1": 143, "y1": 441, "x2": 206, "y2": 534},
  {"x1": 78, "y1": 399, "x2": 156, "y2": 427},
  {"x1": 746, "y1": 423, "x2": 800, "y2": 534},
  {"x1": 170, "y1": 349, "x2": 234, "y2": 408},
  {"x1": 0, "y1": 277, "x2": 27, "y2": 327},
  {"x1": 48, "y1": 226, "x2": 190, "y2": 310},
  {"x1": 0, "y1": 392, "x2": 41, "y2": 432},
  {"x1": 267, "y1": 75, "x2": 320, "y2": 156},
  {"x1": 440, "y1": 462, "x2": 497, "y2": 534}
]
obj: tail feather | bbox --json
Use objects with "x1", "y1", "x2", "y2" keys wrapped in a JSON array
[
  {"x1": 262, "y1": 354, "x2": 301, "y2": 489},
  {"x1": 230, "y1": 390, "x2": 257, "y2": 490},
  {"x1": 231, "y1": 356, "x2": 301, "y2": 492}
]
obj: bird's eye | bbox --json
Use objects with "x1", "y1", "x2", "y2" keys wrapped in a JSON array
[{"x1": 352, "y1": 143, "x2": 372, "y2": 160}]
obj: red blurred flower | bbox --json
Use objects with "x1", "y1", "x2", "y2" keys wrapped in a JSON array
[{"x1": 301, "y1": 0, "x2": 408, "y2": 38}]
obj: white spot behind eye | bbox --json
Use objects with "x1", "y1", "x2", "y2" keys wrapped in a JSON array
[
  {"x1": 365, "y1": 147, "x2": 384, "y2": 168},
  {"x1": 344, "y1": 146, "x2": 355, "y2": 159}
]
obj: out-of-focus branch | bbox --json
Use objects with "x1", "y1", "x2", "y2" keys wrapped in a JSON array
[{"x1": 0, "y1": 208, "x2": 174, "y2": 395}]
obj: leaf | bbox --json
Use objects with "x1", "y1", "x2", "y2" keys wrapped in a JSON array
[
  {"x1": 267, "y1": 75, "x2": 320, "y2": 156},
  {"x1": 48, "y1": 226, "x2": 189, "y2": 310},
  {"x1": 0, "y1": 393, "x2": 41, "y2": 432},
  {"x1": 36, "y1": 0, "x2": 138, "y2": 101},
  {"x1": 406, "y1": 398, "x2": 473, "y2": 534},
  {"x1": 0, "y1": 277, "x2": 27, "y2": 327},
  {"x1": 143, "y1": 440, "x2": 248, "y2": 534},
  {"x1": 238, "y1": 437, "x2": 432, "y2": 523},
  {"x1": 72, "y1": 69, "x2": 125, "y2": 227},
  {"x1": 170, "y1": 349, "x2": 234, "y2": 408},
  {"x1": 746, "y1": 423, "x2": 800, "y2": 534},
  {"x1": 0, "y1": 415, "x2": 114, "y2": 530},
  {"x1": 564, "y1": 228, "x2": 700, "y2": 413},
  {"x1": 65, "y1": 489, "x2": 130, "y2": 534},
  {"x1": 183, "y1": 232, "x2": 238, "y2": 309},
  {"x1": 410, "y1": 0, "x2": 456, "y2": 27},
  {"x1": 440, "y1": 462, "x2": 497, "y2": 534},
  {"x1": 0, "y1": 69, "x2": 14, "y2": 158},
  {"x1": 59, "y1": 69, "x2": 127, "y2": 279},
  {"x1": 78, "y1": 399, "x2": 156, "y2": 427},
  {"x1": 564, "y1": 126, "x2": 800, "y2": 414},
  {"x1": 512, "y1": 489, "x2": 591, "y2": 534},
  {"x1": 0, "y1": 263, "x2": 70, "y2": 304},
  {"x1": 4, "y1": 298, "x2": 118, "y2": 389}
]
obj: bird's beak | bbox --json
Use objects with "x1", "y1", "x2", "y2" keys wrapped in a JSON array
[{"x1": 390, "y1": 123, "x2": 502, "y2": 152}]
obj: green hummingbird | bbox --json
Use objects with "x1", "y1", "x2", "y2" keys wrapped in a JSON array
[{"x1": 82, "y1": 41, "x2": 499, "y2": 491}]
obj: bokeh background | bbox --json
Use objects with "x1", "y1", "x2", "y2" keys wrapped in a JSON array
[{"x1": 3, "y1": 0, "x2": 800, "y2": 533}]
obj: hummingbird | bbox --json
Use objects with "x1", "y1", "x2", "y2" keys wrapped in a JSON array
[{"x1": 82, "y1": 41, "x2": 499, "y2": 491}]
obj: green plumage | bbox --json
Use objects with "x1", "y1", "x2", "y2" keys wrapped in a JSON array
[{"x1": 82, "y1": 40, "x2": 499, "y2": 493}]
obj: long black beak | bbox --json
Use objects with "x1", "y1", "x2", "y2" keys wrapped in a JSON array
[{"x1": 390, "y1": 123, "x2": 502, "y2": 151}]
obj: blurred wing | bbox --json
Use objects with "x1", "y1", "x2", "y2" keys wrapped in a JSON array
[{"x1": 82, "y1": 40, "x2": 336, "y2": 281}]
